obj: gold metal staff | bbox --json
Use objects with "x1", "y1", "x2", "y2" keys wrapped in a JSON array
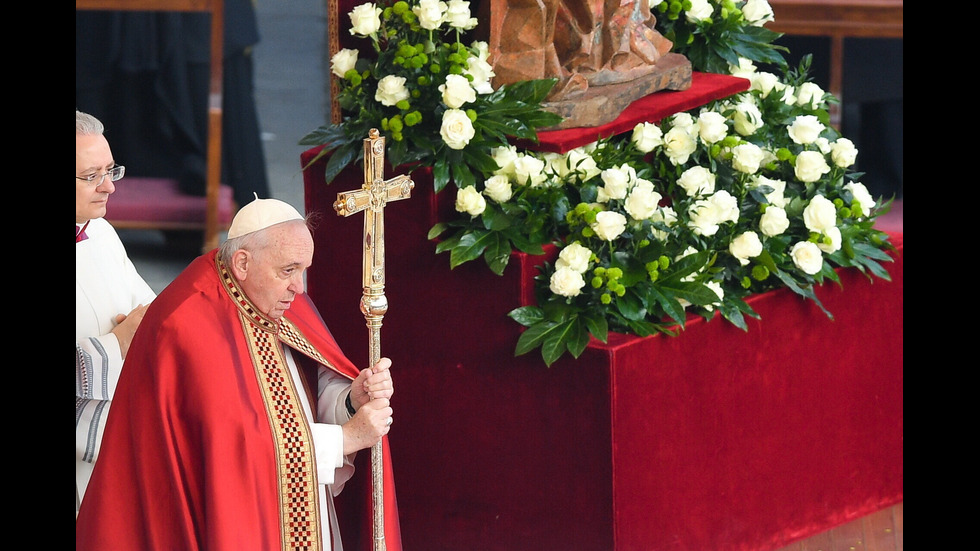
[{"x1": 333, "y1": 128, "x2": 413, "y2": 551}]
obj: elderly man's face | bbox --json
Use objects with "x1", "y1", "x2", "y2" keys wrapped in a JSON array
[
  {"x1": 236, "y1": 221, "x2": 314, "y2": 319},
  {"x1": 76, "y1": 134, "x2": 117, "y2": 223}
]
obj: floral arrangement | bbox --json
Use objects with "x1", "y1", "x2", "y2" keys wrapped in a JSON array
[
  {"x1": 299, "y1": 0, "x2": 561, "y2": 192},
  {"x1": 302, "y1": 0, "x2": 898, "y2": 366}
]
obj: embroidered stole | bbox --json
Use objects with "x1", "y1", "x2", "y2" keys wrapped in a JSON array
[{"x1": 219, "y1": 258, "x2": 335, "y2": 551}]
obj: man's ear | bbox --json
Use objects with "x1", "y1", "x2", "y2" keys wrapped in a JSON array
[{"x1": 230, "y1": 249, "x2": 250, "y2": 280}]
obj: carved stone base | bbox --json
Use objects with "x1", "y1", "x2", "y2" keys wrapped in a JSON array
[{"x1": 541, "y1": 53, "x2": 693, "y2": 131}]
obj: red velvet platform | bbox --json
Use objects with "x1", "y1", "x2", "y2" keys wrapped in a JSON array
[
  {"x1": 518, "y1": 71, "x2": 750, "y2": 154},
  {"x1": 302, "y1": 151, "x2": 903, "y2": 550}
]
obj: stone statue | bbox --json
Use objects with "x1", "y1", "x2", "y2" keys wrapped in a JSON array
[{"x1": 480, "y1": 0, "x2": 691, "y2": 129}]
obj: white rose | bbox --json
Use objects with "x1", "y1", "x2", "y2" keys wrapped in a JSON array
[
  {"x1": 742, "y1": 0, "x2": 774, "y2": 25},
  {"x1": 710, "y1": 190, "x2": 740, "y2": 223},
  {"x1": 471, "y1": 40, "x2": 489, "y2": 59},
  {"x1": 697, "y1": 111, "x2": 728, "y2": 144},
  {"x1": 560, "y1": 148, "x2": 601, "y2": 181},
  {"x1": 729, "y1": 231, "x2": 763, "y2": 265},
  {"x1": 677, "y1": 165, "x2": 715, "y2": 197},
  {"x1": 541, "y1": 152, "x2": 563, "y2": 177},
  {"x1": 732, "y1": 100, "x2": 764, "y2": 136},
  {"x1": 796, "y1": 82, "x2": 825, "y2": 109},
  {"x1": 675, "y1": 246, "x2": 700, "y2": 285},
  {"x1": 670, "y1": 112, "x2": 697, "y2": 131},
  {"x1": 455, "y1": 185, "x2": 486, "y2": 216},
  {"x1": 465, "y1": 55, "x2": 495, "y2": 94},
  {"x1": 348, "y1": 3, "x2": 382, "y2": 36},
  {"x1": 803, "y1": 194, "x2": 837, "y2": 232},
  {"x1": 729, "y1": 58, "x2": 757, "y2": 79},
  {"x1": 445, "y1": 0, "x2": 478, "y2": 29},
  {"x1": 556, "y1": 242, "x2": 593, "y2": 273},
  {"x1": 492, "y1": 145, "x2": 519, "y2": 177},
  {"x1": 689, "y1": 191, "x2": 738, "y2": 236},
  {"x1": 779, "y1": 85, "x2": 797, "y2": 106},
  {"x1": 550, "y1": 266, "x2": 586, "y2": 297},
  {"x1": 844, "y1": 181, "x2": 876, "y2": 211},
  {"x1": 625, "y1": 183, "x2": 663, "y2": 221},
  {"x1": 592, "y1": 211, "x2": 627, "y2": 241},
  {"x1": 685, "y1": 0, "x2": 714, "y2": 22},
  {"x1": 651, "y1": 206, "x2": 677, "y2": 241},
  {"x1": 689, "y1": 200, "x2": 720, "y2": 236},
  {"x1": 375, "y1": 75, "x2": 410, "y2": 107},
  {"x1": 817, "y1": 226, "x2": 842, "y2": 254},
  {"x1": 439, "y1": 74, "x2": 476, "y2": 108},
  {"x1": 482, "y1": 175, "x2": 513, "y2": 203},
  {"x1": 704, "y1": 280, "x2": 724, "y2": 310},
  {"x1": 750, "y1": 71, "x2": 780, "y2": 98},
  {"x1": 790, "y1": 241, "x2": 824, "y2": 275},
  {"x1": 794, "y1": 150, "x2": 831, "y2": 183},
  {"x1": 413, "y1": 0, "x2": 448, "y2": 30},
  {"x1": 732, "y1": 142, "x2": 765, "y2": 174},
  {"x1": 815, "y1": 137, "x2": 832, "y2": 154},
  {"x1": 831, "y1": 138, "x2": 858, "y2": 168},
  {"x1": 750, "y1": 175, "x2": 788, "y2": 208},
  {"x1": 663, "y1": 126, "x2": 697, "y2": 165},
  {"x1": 513, "y1": 154, "x2": 547, "y2": 187},
  {"x1": 599, "y1": 165, "x2": 632, "y2": 200},
  {"x1": 787, "y1": 115, "x2": 826, "y2": 145},
  {"x1": 330, "y1": 48, "x2": 358, "y2": 79},
  {"x1": 632, "y1": 122, "x2": 664, "y2": 153},
  {"x1": 440, "y1": 109, "x2": 475, "y2": 149},
  {"x1": 759, "y1": 205, "x2": 790, "y2": 236}
]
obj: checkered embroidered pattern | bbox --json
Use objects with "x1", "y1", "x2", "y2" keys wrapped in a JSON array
[{"x1": 218, "y1": 258, "x2": 323, "y2": 551}]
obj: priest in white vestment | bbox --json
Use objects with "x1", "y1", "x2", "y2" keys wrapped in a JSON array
[{"x1": 75, "y1": 110, "x2": 156, "y2": 513}]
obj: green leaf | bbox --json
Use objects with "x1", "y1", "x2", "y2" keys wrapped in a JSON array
[
  {"x1": 504, "y1": 78, "x2": 559, "y2": 105},
  {"x1": 508, "y1": 306, "x2": 544, "y2": 327},
  {"x1": 434, "y1": 233, "x2": 461, "y2": 254},
  {"x1": 514, "y1": 321, "x2": 555, "y2": 356},
  {"x1": 718, "y1": 302, "x2": 749, "y2": 331},
  {"x1": 565, "y1": 319, "x2": 591, "y2": 359},
  {"x1": 323, "y1": 141, "x2": 360, "y2": 185},
  {"x1": 583, "y1": 313, "x2": 609, "y2": 344},
  {"x1": 541, "y1": 319, "x2": 577, "y2": 366},
  {"x1": 428, "y1": 222, "x2": 449, "y2": 240},
  {"x1": 484, "y1": 232, "x2": 513, "y2": 275},
  {"x1": 433, "y1": 160, "x2": 451, "y2": 193},
  {"x1": 451, "y1": 161, "x2": 477, "y2": 190},
  {"x1": 298, "y1": 124, "x2": 347, "y2": 147},
  {"x1": 646, "y1": 285, "x2": 688, "y2": 327},
  {"x1": 771, "y1": 267, "x2": 833, "y2": 319},
  {"x1": 449, "y1": 230, "x2": 492, "y2": 268},
  {"x1": 614, "y1": 292, "x2": 647, "y2": 321}
]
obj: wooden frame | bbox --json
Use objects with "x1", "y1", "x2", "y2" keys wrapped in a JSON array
[
  {"x1": 767, "y1": 0, "x2": 904, "y2": 128},
  {"x1": 76, "y1": 0, "x2": 229, "y2": 252}
]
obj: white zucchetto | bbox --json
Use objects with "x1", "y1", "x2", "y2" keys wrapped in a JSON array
[{"x1": 227, "y1": 195, "x2": 305, "y2": 239}]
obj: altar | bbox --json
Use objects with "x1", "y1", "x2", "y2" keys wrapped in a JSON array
[{"x1": 302, "y1": 138, "x2": 903, "y2": 550}]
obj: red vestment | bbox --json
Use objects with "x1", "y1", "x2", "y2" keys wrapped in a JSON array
[{"x1": 76, "y1": 251, "x2": 401, "y2": 551}]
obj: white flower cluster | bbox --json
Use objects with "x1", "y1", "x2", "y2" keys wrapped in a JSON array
[
  {"x1": 677, "y1": 0, "x2": 774, "y2": 27},
  {"x1": 550, "y1": 242, "x2": 593, "y2": 297},
  {"x1": 633, "y1": 57, "x2": 879, "y2": 278},
  {"x1": 338, "y1": 0, "x2": 495, "y2": 151}
]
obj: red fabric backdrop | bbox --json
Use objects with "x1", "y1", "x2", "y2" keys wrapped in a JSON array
[{"x1": 302, "y1": 153, "x2": 903, "y2": 551}]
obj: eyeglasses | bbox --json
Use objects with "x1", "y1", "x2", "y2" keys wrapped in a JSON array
[{"x1": 76, "y1": 165, "x2": 125, "y2": 186}]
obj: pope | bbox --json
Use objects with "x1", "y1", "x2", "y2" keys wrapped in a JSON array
[{"x1": 76, "y1": 197, "x2": 402, "y2": 551}]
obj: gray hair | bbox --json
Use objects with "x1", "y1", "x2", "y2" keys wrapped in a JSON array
[{"x1": 76, "y1": 110, "x2": 104, "y2": 136}]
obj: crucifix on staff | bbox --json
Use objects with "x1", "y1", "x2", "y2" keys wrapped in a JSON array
[{"x1": 333, "y1": 128, "x2": 413, "y2": 551}]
